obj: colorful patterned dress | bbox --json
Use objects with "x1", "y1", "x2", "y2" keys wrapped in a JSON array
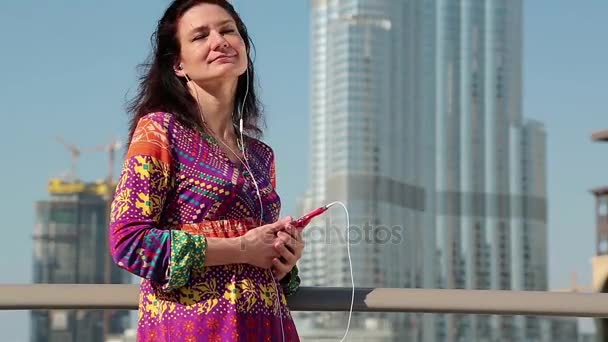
[{"x1": 109, "y1": 112, "x2": 301, "y2": 342}]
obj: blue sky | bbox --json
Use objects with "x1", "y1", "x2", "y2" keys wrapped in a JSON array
[{"x1": 0, "y1": 0, "x2": 606, "y2": 340}]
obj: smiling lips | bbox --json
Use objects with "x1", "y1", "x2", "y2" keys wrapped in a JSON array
[{"x1": 209, "y1": 53, "x2": 237, "y2": 63}]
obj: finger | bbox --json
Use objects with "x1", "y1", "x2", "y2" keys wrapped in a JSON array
[
  {"x1": 282, "y1": 224, "x2": 296, "y2": 238},
  {"x1": 272, "y1": 258, "x2": 293, "y2": 273},
  {"x1": 285, "y1": 224, "x2": 304, "y2": 244},
  {"x1": 269, "y1": 216, "x2": 292, "y2": 233},
  {"x1": 274, "y1": 243, "x2": 297, "y2": 264},
  {"x1": 281, "y1": 236, "x2": 303, "y2": 259},
  {"x1": 272, "y1": 258, "x2": 291, "y2": 275},
  {"x1": 276, "y1": 233, "x2": 298, "y2": 254},
  {"x1": 277, "y1": 231, "x2": 297, "y2": 247},
  {"x1": 291, "y1": 239, "x2": 304, "y2": 259},
  {"x1": 272, "y1": 267, "x2": 288, "y2": 280},
  {"x1": 284, "y1": 220, "x2": 295, "y2": 231},
  {"x1": 267, "y1": 223, "x2": 284, "y2": 234},
  {"x1": 275, "y1": 231, "x2": 290, "y2": 245},
  {"x1": 294, "y1": 226, "x2": 303, "y2": 241},
  {"x1": 274, "y1": 240, "x2": 292, "y2": 257},
  {"x1": 274, "y1": 241, "x2": 293, "y2": 260}
]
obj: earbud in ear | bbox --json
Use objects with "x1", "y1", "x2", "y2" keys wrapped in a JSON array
[{"x1": 177, "y1": 64, "x2": 192, "y2": 82}]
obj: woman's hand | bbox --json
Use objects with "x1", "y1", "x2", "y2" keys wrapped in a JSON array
[
  {"x1": 272, "y1": 224, "x2": 304, "y2": 280},
  {"x1": 240, "y1": 216, "x2": 293, "y2": 269}
]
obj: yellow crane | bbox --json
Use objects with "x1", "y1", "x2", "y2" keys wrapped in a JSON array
[
  {"x1": 52, "y1": 136, "x2": 123, "y2": 194},
  {"x1": 90, "y1": 136, "x2": 123, "y2": 184}
]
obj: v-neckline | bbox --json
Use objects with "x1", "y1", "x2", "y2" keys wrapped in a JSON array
[{"x1": 202, "y1": 133, "x2": 247, "y2": 169}]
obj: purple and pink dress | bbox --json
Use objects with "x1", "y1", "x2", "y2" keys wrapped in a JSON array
[{"x1": 109, "y1": 112, "x2": 300, "y2": 342}]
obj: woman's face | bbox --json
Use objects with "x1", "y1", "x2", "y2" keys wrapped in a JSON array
[{"x1": 175, "y1": 3, "x2": 247, "y2": 83}]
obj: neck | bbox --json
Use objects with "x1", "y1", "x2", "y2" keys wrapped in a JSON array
[{"x1": 189, "y1": 78, "x2": 238, "y2": 141}]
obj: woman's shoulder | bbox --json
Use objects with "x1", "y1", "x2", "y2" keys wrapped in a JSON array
[
  {"x1": 134, "y1": 112, "x2": 195, "y2": 141},
  {"x1": 128, "y1": 112, "x2": 180, "y2": 163},
  {"x1": 244, "y1": 136, "x2": 275, "y2": 164},
  {"x1": 130, "y1": 112, "x2": 188, "y2": 151},
  {"x1": 137, "y1": 111, "x2": 177, "y2": 129}
]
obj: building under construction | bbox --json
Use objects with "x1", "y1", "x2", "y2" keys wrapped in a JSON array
[{"x1": 31, "y1": 178, "x2": 130, "y2": 342}]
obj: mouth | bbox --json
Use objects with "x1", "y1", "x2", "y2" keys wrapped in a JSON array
[{"x1": 210, "y1": 53, "x2": 237, "y2": 63}]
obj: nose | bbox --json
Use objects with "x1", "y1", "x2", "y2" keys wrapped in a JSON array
[{"x1": 209, "y1": 30, "x2": 230, "y2": 50}]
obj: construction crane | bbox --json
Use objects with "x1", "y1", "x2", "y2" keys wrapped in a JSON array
[
  {"x1": 55, "y1": 136, "x2": 123, "y2": 184},
  {"x1": 90, "y1": 137, "x2": 123, "y2": 184},
  {"x1": 55, "y1": 136, "x2": 83, "y2": 181}
]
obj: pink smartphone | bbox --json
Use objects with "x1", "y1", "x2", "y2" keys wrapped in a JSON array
[{"x1": 291, "y1": 204, "x2": 331, "y2": 229}]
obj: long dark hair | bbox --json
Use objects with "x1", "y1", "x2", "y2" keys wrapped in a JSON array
[{"x1": 127, "y1": 0, "x2": 264, "y2": 142}]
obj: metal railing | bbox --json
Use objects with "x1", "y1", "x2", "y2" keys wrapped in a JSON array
[{"x1": 1, "y1": 284, "x2": 608, "y2": 318}]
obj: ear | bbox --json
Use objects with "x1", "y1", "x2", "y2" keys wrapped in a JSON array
[{"x1": 173, "y1": 62, "x2": 186, "y2": 78}]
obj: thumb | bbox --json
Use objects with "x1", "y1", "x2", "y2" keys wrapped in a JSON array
[
  {"x1": 269, "y1": 216, "x2": 292, "y2": 232},
  {"x1": 275, "y1": 216, "x2": 292, "y2": 225},
  {"x1": 268, "y1": 216, "x2": 291, "y2": 231}
]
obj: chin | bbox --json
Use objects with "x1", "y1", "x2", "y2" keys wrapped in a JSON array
[{"x1": 212, "y1": 65, "x2": 246, "y2": 79}]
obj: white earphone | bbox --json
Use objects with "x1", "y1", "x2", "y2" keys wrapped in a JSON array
[
  {"x1": 178, "y1": 63, "x2": 192, "y2": 83},
  {"x1": 180, "y1": 62, "x2": 354, "y2": 342}
]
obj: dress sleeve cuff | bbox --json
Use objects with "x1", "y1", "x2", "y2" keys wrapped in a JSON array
[
  {"x1": 163, "y1": 230, "x2": 207, "y2": 291},
  {"x1": 280, "y1": 265, "x2": 301, "y2": 297}
]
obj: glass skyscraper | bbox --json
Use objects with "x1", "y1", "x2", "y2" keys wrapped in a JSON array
[
  {"x1": 297, "y1": 0, "x2": 416, "y2": 340},
  {"x1": 298, "y1": 0, "x2": 546, "y2": 341}
]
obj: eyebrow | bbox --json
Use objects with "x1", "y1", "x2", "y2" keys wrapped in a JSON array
[{"x1": 188, "y1": 19, "x2": 235, "y2": 35}]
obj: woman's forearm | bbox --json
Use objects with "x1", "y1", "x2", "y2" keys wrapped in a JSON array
[{"x1": 204, "y1": 236, "x2": 247, "y2": 266}]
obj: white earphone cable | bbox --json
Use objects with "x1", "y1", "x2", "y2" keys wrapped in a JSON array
[
  {"x1": 323, "y1": 201, "x2": 353, "y2": 342},
  {"x1": 186, "y1": 68, "x2": 284, "y2": 341},
  {"x1": 184, "y1": 63, "x2": 354, "y2": 342}
]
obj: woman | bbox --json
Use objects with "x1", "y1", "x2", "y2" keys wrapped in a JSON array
[{"x1": 109, "y1": 1, "x2": 303, "y2": 341}]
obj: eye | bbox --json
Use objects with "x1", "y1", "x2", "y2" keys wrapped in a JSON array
[{"x1": 192, "y1": 33, "x2": 208, "y2": 41}]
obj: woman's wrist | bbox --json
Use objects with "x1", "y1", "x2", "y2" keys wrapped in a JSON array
[
  {"x1": 205, "y1": 236, "x2": 248, "y2": 266},
  {"x1": 234, "y1": 235, "x2": 248, "y2": 264}
]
